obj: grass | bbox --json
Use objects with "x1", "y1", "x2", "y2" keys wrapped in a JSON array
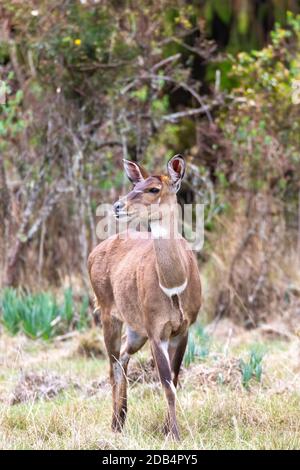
[
  {"x1": 239, "y1": 350, "x2": 263, "y2": 390},
  {"x1": 0, "y1": 321, "x2": 299, "y2": 450},
  {"x1": 0, "y1": 288, "x2": 90, "y2": 339},
  {"x1": 184, "y1": 322, "x2": 211, "y2": 367},
  {"x1": 1, "y1": 385, "x2": 300, "y2": 450}
]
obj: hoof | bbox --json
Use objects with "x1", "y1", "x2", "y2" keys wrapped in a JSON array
[
  {"x1": 112, "y1": 418, "x2": 123, "y2": 433},
  {"x1": 162, "y1": 420, "x2": 180, "y2": 441},
  {"x1": 112, "y1": 409, "x2": 127, "y2": 433},
  {"x1": 112, "y1": 423, "x2": 122, "y2": 433},
  {"x1": 170, "y1": 427, "x2": 180, "y2": 442},
  {"x1": 162, "y1": 418, "x2": 170, "y2": 436}
]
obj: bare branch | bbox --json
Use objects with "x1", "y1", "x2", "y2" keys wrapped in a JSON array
[
  {"x1": 121, "y1": 72, "x2": 215, "y2": 124},
  {"x1": 95, "y1": 141, "x2": 123, "y2": 150},
  {"x1": 162, "y1": 105, "x2": 212, "y2": 122},
  {"x1": 26, "y1": 184, "x2": 73, "y2": 242},
  {"x1": 70, "y1": 60, "x2": 134, "y2": 72},
  {"x1": 148, "y1": 73, "x2": 214, "y2": 124},
  {"x1": 168, "y1": 36, "x2": 217, "y2": 59},
  {"x1": 151, "y1": 53, "x2": 181, "y2": 72}
]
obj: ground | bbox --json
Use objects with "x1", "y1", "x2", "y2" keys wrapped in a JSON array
[{"x1": 0, "y1": 319, "x2": 299, "y2": 450}]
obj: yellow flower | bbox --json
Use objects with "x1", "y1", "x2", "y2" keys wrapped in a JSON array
[{"x1": 74, "y1": 39, "x2": 81, "y2": 46}]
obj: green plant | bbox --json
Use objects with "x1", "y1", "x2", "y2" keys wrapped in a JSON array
[
  {"x1": 21, "y1": 292, "x2": 59, "y2": 339},
  {"x1": 239, "y1": 350, "x2": 263, "y2": 390},
  {"x1": 0, "y1": 76, "x2": 27, "y2": 151},
  {"x1": 78, "y1": 295, "x2": 90, "y2": 331},
  {"x1": 0, "y1": 288, "x2": 21, "y2": 335},
  {"x1": 184, "y1": 322, "x2": 211, "y2": 367},
  {"x1": 61, "y1": 288, "x2": 74, "y2": 325},
  {"x1": 218, "y1": 12, "x2": 300, "y2": 196},
  {"x1": 0, "y1": 288, "x2": 90, "y2": 339}
]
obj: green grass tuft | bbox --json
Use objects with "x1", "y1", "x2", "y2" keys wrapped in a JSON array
[
  {"x1": 239, "y1": 350, "x2": 264, "y2": 390},
  {"x1": 0, "y1": 288, "x2": 90, "y2": 339},
  {"x1": 184, "y1": 322, "x2": 211, "y2": 367}
]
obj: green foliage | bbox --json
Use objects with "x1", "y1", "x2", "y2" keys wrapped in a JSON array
[
  {"x1": 78, "y1": 295, "x2": 90, "y2": 331},
  {"x1": 239, "y1": 351, "x2": 263, "y2": 390},
  {"x1": 131, "y1": 86, "x2": 148, "y2": 103},
  {"x1": 0, "y1": 78, "x2": 27, "y2": 149},
  {"x1": 230, "y1": 14, "x2": 300, "y2": 108},
  {"x1": 61, "y1": 288, "x2": 74, "y2": 325},
  {"x1": 0, "y1": 288, "x2": 90, "y2": 339},
  {"x1": 218, "y1": 13, "x2": 300, "y2": 196},
  {"x1": 184, "y1": 322, "x2": 211, "y2": 367},
  {"x1": 0, "y1": 288, "x2": 21, "y2": 335},
  {"x1": 1, "y1": 0, "x2": 299, "y2": 293},
  {"x1": 0, "y1": 41, "x2": 10, "y2": 64}
]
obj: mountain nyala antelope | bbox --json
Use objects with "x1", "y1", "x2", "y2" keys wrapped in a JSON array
[{"x1": 88, "y1": 155, "x2": 202, "y2": 440}]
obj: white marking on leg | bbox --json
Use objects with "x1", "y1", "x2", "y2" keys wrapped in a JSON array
[
  {"x1": 159, "y1": 340, "x2": 171, "y2": 368},
  {"x1": 161, "y1": 340, "x2": 169, "y2": 360},
  {"x1": 159, "y1": 279, "x2": 187, "y2": 298},
  {"x1": 170, "y1": 381, "x2": 177, "y2": 396}
]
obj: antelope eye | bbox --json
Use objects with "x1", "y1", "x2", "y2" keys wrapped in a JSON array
[{"x1": 148, "y1": 187, "x2": 160, "y2": 194}]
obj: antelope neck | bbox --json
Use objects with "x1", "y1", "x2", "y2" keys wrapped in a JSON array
[{"x1": 150, "y1": 215, "x2": 187, "y2": 294}]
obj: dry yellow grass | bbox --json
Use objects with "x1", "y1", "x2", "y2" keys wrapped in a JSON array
[{"x1": 0, "y1": 320, "x2": 300, "y2": 450}]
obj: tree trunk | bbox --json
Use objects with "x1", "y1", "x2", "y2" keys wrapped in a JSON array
[
  {"x1": 0, "y1": 153, "x2": 12, "y2": 286},
  {"x1": 3, "y1": 238, "x2": 25, "y2": 287}
]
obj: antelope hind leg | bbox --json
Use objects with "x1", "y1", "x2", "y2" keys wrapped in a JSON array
[
  {"x1": 169, "y1": 332, "x2": 188, "y2": 387},
  {"x1": 115, "y1": 327, "x2": 148, "y2": 430},
  {"x1": 161, "y1": 333, "x2": 188, "y2": 436}
]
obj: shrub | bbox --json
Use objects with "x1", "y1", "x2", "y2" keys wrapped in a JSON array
[
  {"x1": 218, "y1": 12, "x2": 300, "y2": 196},
  {"x1": 206, "y1": 14, "x2": 300, "y2": 327}
]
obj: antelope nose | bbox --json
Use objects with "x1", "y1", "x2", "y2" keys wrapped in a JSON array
[{"x1": 113, "y1": 200, "x2": 125, "y2": 216}]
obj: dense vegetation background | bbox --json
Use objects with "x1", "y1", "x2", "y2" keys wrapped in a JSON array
[
  {"x1": 1, "y1": 0, "x2": 300, "y2": 452},
  {"x1": 0, "y1": 0, "x2": 300, "y2": 334}
]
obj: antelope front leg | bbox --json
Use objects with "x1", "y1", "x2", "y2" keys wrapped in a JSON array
[
  {"x1": 151, "y1": 339, "x2": 180, "y2": 441},
  {"x1": 102, "y1": 312, "x2": 123, "y2": 432},
  {"x1": 116, "y1": 328, "x2": 148, "y2": 430}
]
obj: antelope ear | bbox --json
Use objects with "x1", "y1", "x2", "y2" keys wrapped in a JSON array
[
  {"x1": 123, "y1": 159, "x2": 149, "y2": 184},
  {"x1": 167, "y1": 154, "x2": 186, "y2": 190}
]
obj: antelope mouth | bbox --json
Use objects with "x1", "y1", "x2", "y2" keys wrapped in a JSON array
[{"x1": 114, "y1": 210, "x2": 137, "y2": 222}]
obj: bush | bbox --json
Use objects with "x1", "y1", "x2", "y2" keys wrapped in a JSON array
[
  {"x1": 205, "y1": 14, "x2": 300, "y2": 327},
  {"x1": 218, "y1": 12, "x2": 300, "y2": 195}
]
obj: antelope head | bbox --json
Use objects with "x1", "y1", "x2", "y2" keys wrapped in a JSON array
[{"x1": 113, "y1": 155, "x2": 186, "y2": 227}]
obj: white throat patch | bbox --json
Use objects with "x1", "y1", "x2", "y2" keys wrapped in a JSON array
[
  {"x1": 150, "y1": 220, "x2": 169, "y2": 239},
  {"x1": 159, "y1": 279, "x2": 188, "y2": 298}
]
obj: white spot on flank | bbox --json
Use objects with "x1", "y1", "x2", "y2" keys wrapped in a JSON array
[{"x1": 159, "y1": 279, "x2": 188, "y2": 298}]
